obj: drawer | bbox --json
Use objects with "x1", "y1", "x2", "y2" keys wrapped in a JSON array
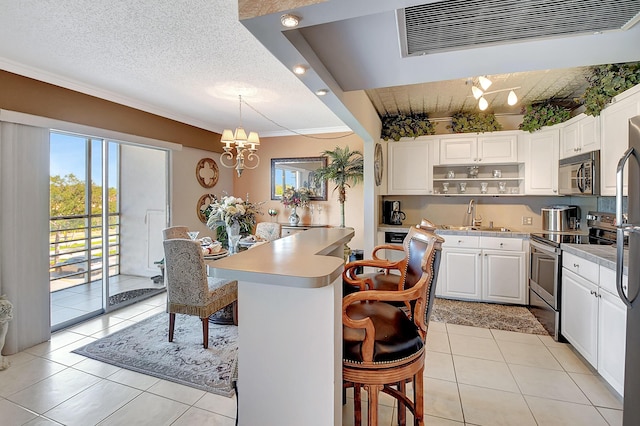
[
  {"x1": 563, "y1": 252, "x2": 599, "y2": 284},
  {"x1": 442, "y1": 235, "x2": 479, "y2": 248},
  {"x1": 480, "y1": 237, "x2": 523, "y2": 251},
  {"x1": 599, "y1": 265, "x2": 628, "y2": 297},
  {"x1": 281, "y1": 228, "x2": 303, "y2": 237}
]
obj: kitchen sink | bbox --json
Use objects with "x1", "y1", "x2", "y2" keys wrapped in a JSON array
[{"x1": 439, "y1": 225, "x2": 511, "y2": 232}]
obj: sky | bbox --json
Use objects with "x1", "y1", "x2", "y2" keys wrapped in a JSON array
[{"x1": 50, "y1": 132, "x2": 119, "y2": 187}]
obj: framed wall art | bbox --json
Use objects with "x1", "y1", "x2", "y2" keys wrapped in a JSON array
[{"x1": 196, "y1": 158, "x2": 219, "y2": 188}]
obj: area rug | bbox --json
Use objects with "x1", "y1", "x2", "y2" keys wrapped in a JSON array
[
  {"x1": 73, "y1": 313, "x2": 238, "y2": 397},
  {"x1": 431, "y1": 298, "x2": 548, "y2": 335}
]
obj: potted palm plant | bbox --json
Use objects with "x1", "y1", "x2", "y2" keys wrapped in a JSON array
[{"x1": 313, "y1": 146, "x2": 364, "y2": 228}]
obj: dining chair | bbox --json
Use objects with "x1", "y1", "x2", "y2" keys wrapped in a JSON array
[
  {"x1": 255, "y1": 222, "x2": 282, "y2": 242},
  {"x1": 163, "y1": 238, "x2": 238, "y2": 348},
  {"x1": 162, "y1": 226, "x2": 190, "y2": 240},
  {"x1": 342, "y1": 221, "x2": 444, "y2": 426}
]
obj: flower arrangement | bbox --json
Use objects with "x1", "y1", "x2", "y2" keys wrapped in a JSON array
[
  {"x1": 202, "y1": 195, "x2": 262, "y2": 237},
  {"x1": 281, "y1": 187, "x2": 313, "y2": 209}
]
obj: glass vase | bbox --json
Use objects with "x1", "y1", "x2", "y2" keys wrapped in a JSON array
[{"x1": 226, "y1": 222, "x2": 241, "y2": 254}]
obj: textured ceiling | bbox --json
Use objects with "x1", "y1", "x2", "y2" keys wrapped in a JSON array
[
  {"x1": 1, "y1": 0, "x2": 639, "y2": 139},
  {"x1": 0, "y1": 0, "x2": 347, "y2": 136}
]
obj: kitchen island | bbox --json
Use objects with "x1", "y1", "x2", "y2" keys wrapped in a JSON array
[{"x1": 211, "y1": 227, "x2": 354, "y2": 426}]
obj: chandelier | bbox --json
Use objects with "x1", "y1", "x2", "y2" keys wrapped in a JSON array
[{"x1": 219, "y1": 95, "x2": 260, "y2": 177}]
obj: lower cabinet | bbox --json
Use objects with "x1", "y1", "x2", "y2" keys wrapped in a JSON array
[
  {"x1": 561, "y1": 261, "x2": 627, "y2": 396},
  {"x1": 561, "y1": 269, "x2": 599, "y2": 366},
  {"x1": 437, "y1": 236, "x2": 526, "y2": 305}
]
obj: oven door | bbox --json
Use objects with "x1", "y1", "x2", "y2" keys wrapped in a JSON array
[{"x1": 529, "y1": 240, "x2": 561, "y2": 309}]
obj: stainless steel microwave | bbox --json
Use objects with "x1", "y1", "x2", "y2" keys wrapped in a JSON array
[{"x1": 558, "y1": 150, "x2": 600, "y2": 195}]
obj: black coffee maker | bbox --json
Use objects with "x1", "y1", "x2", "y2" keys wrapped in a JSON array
[{"x1": 383, "y1": 200, "x2": 406, "y2": 225}]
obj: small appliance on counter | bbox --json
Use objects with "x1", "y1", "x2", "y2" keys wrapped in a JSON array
[
  {"x1": 541, "y1": 205, "x2": 580, "y2": 231},
  {"x1": 382, "y1": 200, "x2": 406, "y2": 225}
]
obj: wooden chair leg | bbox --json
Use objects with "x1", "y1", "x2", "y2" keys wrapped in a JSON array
[
  {"x1": 169, "y1": 313, "x2": 175, "y2": 342},
  {"x1": 367, "y1": 384, "x2": 382, "y2": 426},
  {"x1": 398, "y1": 380, "x2": 406, "y2": 426},
  {"x1": 414, "y1": 369, "x2": 424, "y2": 426},
  {"x1": 354, "y1": 384, "x2": 362, "y2": 426},
  {"x1": 202, "y1": 317, "x2": 209, "y2": 349}
]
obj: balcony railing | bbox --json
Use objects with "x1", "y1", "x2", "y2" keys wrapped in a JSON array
[{"x1": 50, "y1": 213, "x2": 120, "y2": 291}]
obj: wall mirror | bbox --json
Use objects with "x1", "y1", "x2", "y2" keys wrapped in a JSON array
[{"x1": 271, "y1": 157, "x2": 328, "y2": 201}]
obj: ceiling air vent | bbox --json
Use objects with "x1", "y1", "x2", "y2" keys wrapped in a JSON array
[{"x1": 401, "y1": 0, "x2": 640, "y2": 56}]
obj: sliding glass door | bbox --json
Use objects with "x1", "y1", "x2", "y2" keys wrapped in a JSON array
[{"x1": 50, "y1": 131, "x2": 168, "y2": 331}]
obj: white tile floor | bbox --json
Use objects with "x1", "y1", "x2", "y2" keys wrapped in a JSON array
[{"x1": 1, "y1": 296, "x2": 624, "y2": 426}]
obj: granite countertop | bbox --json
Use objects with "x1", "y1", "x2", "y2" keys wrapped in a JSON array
[
  {"x1": 378, "y1": 224, "x2": 529, "y2": 238},
  {"x1": 561, "y1": 243, "x2": 629, "y2": 275}
]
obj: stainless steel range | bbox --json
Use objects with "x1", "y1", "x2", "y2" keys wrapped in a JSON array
[{"x1": 528, "y1": 211, "x2": 620, "y2": 340}]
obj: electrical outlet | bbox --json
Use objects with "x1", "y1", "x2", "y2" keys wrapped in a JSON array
[{"x1": 522, "y1": 216, "x2": 533, "y2": 226}]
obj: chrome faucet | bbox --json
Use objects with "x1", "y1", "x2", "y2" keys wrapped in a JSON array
[{"x1": 466, "y1": 199, "x2": 482, "y2": 227}]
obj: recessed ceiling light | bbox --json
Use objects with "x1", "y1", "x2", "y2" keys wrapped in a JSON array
[
  {"x1": 281, "y1": 14, "x2": 301, "y2": 28},
  {"x1": 292, "y1": 65, "x2": 307, "y2": 75},
  {"x1": 316, "y1": 89, "x2": 329, "y2": 96}
]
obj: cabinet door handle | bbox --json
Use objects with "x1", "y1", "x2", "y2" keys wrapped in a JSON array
[
  {"x1": 499, "y1": 243, "x2": 504, "y2": 247},
  {"x1": 573, "y1": 263, "x2": 579, "y2": 268},
  {"x1": 590, "y1": 290, "x2": 597, "y2": 296}
]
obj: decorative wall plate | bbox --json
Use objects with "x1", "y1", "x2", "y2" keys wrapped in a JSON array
[
  {"x1": 374, "y1": 143, "x2": 384, "y2": 186},
  {"x1": 196, "y1": 158, "x2": 219, "y2": 188},
  {"x1": 197, "y1": 194, "x2": 216, "y2": 223}
]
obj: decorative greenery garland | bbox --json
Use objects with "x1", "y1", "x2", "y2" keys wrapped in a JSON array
[
  {"x1": 380, "y1": 113, "x2": 435, "y2": 141},
  {"x1": 519, "y1": 102, "x2": 571, "y2": 133},
  {"x1": 448, "y1": 112, "x2": 502, "y2": 133},
  {"x1": 580, "y1": 62, "x2": 640, "y2": 116}
]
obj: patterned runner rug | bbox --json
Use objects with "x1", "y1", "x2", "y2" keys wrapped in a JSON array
[
  {"x1": 431, "y1": 298, "x2": 548, "y2": 335},
  {"x1": 73, "y1": 313, "x2": 238, "y2": 397}
]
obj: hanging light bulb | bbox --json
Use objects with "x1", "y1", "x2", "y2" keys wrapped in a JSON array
[
  {"x1": 478, "y1": 76, "x2": 492, "y2": 91},
  {"x1": 471, "y1": 86, "x2": 484, "y2": 100},
  {"x1": 478, "y1": 96, "x2": 489, "y2": 111},
  {"x1": 507, "y1": 90, "x2": 518, "y2": 106}
]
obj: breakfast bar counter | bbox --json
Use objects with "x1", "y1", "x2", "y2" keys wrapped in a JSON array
[{"x1": 212, "y1": 227, "x2": 354, "y2": 426}]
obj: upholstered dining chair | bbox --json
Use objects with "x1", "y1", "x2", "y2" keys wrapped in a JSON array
[
  {"x1": 254, "y1": 222, "x2": 282, "y2": 242},
  {"x1": 162, "y1": 226, "x2": 190, "y2": 240},
  {"x1": 342, "y1": 221, "x2": 444, "y2": 426},
  {"x1": 163, "y1": 238, "x2": 238, "y2": 348}
]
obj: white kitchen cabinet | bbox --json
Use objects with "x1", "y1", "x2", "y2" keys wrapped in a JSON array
[
  {"x1": 600, "y1": 84, "x2": 640, "y2": 196},
  {"x1": 559, "y1": 114, "x2": 600, "y2": 159},
  {"x1": 387, "y1": 139, "x2": 435, "y2": 194},
  {"x1": 482, "y1": 249, "x2": 526, "y2": 304},
  {"x1": 438, "y1": 248, "x2": 482, "y2": 300},
  {"x1": 439, "y1": 133, "x2": 518, "y2": 165},
  {"x1": 598, "y1": 289, "x2": 627, "y2": 396},
  {"x1": 562, "y1": 257, "x2": 628, "y2": 395},
  {"x1": 438, "y1": 236, "x2": 526, "y2": 304},
  {"x1": 561, "y1": 269, "x2": 599, "y2": 366},
  {"x1": 524, "y1": 128, "x2": 559, "y2": 195}
]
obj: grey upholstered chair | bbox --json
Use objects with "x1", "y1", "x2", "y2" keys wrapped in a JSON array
[
  {"x1": 255, "y1": 222, "x2": 282, "y2": 242},
  {"x1": 163, "y1": 238, "x2": 238, "y2": 348},
  {"x1": 162, "y1": 226, "x2": 190, "y2": 240}
]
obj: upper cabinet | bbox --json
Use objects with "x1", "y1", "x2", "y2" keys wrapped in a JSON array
[
  {"x1": 524, "y1": 128, "x2": 559, "y2": 195},
  {"x1": 439, "y1": 132, "x2": 519, "y2": 165},
  {"x1": 600, "y1": 85, "x2": 640, "y2": 196},
  {"x1": 387, "y1": 138, "x2": 437, "y2": 195},
  {"x1": 559, "y1": 114, "x2": 601, "y2": 159}
]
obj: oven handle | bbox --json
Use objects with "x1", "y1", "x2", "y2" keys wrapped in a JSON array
[{"x1": 529, "y1": 239, "x2": 561, "y2": 256}]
